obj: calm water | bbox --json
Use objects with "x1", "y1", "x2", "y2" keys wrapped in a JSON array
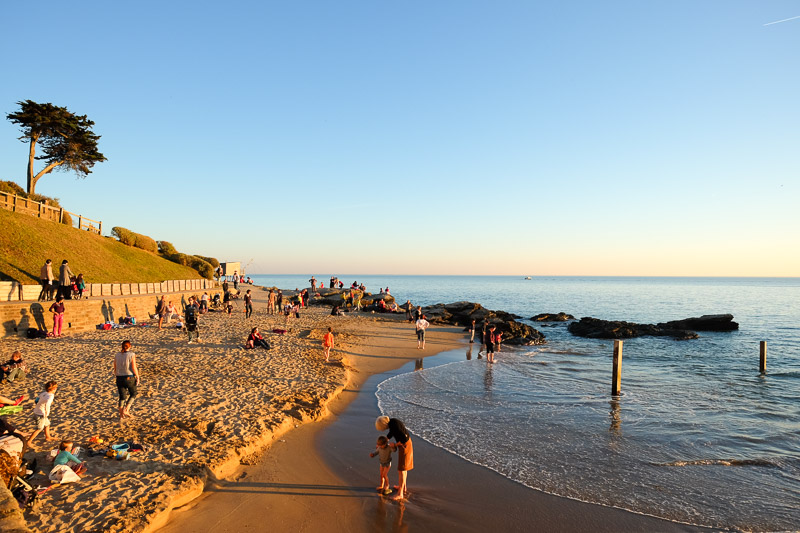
[{"x1": 252, "y1": 275, "x2": 800, "y2": 531}]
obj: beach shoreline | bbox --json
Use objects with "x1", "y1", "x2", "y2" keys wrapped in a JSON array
[{"x1": 158, "y1": 314, "x2": 710, "y2": 533}]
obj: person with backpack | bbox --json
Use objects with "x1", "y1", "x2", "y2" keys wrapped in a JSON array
[{"x1": 185, "y1": 297, "x2": 200, "y2": 344}]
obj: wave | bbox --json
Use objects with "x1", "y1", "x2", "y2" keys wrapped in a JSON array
[{"x1": 652, "y1": 458, "x2": 779, "y2": 468}]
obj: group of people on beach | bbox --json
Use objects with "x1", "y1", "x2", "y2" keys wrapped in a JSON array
[{"x1": 38, "y1": 259, "x2": 84, "y2": 302}]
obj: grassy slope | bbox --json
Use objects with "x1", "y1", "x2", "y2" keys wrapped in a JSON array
[{"x1": 0, "y1": 208, "x2": 203, "y2": 284}]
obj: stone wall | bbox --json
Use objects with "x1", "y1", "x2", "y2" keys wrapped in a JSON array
[
  {"x1": 0, "y1": 289, "x2": 221, "y2": 339},
  {"x1": 0, "y1": 278, "x2": 217, "y2": 302}
]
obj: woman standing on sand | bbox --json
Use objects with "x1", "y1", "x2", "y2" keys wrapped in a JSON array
[
  {"x1": 375, "y1": 416, "x2": 413, "y2": 500},
  {"x1": 113, "y1": 340, "x2": 139, "y2": 419},
  {"x1": 49, "y1": 296, "x2": 65, "y2": 337}
]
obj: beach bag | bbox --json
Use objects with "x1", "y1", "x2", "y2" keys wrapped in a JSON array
[
  {"x1": 48, "y1": 464, "x2": 81, "y2": 484},
  {"x1": 102, "y1": 323, "x2": 112, "y2": 331},
  {"x1": 26, "y1": 328, "x2": 47, "y2": 339}
]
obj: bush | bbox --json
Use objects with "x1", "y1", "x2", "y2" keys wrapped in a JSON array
[
  {"x1": 133, "y1": 234, "x2": 158, "y2": 253},
  {"x1": 112, "y1": 227, "x2": 136, "y2": 246},
  {"x1": 0, "y1": 180, "x2": 26, "y2": 196},
  {"x1": 189, "y1": 256, "x2": 214, "y2": 279},
  {"x1": 158, "y1": 241, "x2": 177, "y2": 256},
  {"x1": 61, "y1": 212, "x2": 73, "y2": 226},
  {"x1": 195, "y1": 255, "x2": 219, "y2": 268}
]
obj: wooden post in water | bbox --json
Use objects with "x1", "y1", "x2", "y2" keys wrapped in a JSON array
[
  {"x1": 760, "y1": 341, "x2": 767, "y2": 374},
  {"x1": 612, "y1": 340, "x2": 623, "y2": 395}
]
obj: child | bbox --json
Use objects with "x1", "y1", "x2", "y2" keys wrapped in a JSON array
[
  {"x1": 369, "y1": 436, "x2": 395, "y2": 494},
  {"x1": 323, "y1": 327, "x2": 334, "y2": 362},
  {"x1": 1, "y1": 351, "x2": 27, "y2": 383},
  {"x1": 28, "y1": 380, "x2": 58, "y2": 446},
  {"x1": 54, "y1": 440, "x2": 87, "y2": 476}
]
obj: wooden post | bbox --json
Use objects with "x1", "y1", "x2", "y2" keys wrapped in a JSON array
[
  {"x1": 612, "y1": 340, "x2": 623, "y2": 395},
  {"x1": 58, "y1": 207, "x2": 63, "y2": 223},
  {"x1": 760, "y1": 341, "x2": 767, "y2": 374},
  {"x1": 98, "y1": 221, "x2": 102, "y2": 234},
  {"x1": 78, "y1": 215, "x2": 82, "y2": 230}
]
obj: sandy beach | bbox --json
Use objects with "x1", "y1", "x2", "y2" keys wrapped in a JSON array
[
  {"x1": 1, "y1": 287, "x2": 436, "y2": 533},
  {"x1": 2, "y1": 286, "x2": 711, "y2": 533}
]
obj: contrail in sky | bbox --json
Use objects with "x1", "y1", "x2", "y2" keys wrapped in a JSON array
[{"x1": 764, "y1": 14, "x2": 800, "y2": 26}]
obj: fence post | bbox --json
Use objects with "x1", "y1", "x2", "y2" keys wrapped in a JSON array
[
  {"x1": 612, "y1": 340, "x2": 623, "y2": 395},
  {"x1": 98, "y1": 221, "x2": 102, "y2": 234},
  {"x1": 38, "y1": 201, "x2": 42, "y2": 218},
  {"x1": 78, "y1": 215, "x2": 82, "y2": 230},
  {"x1": 760, "y1": 341, "x2": 767, "y2": 374},
  {"x1": 59, "y1": 207, "x2": 63, "y2": 223},
  {"x1": 12, "y1": 195, "x2": 17, "y2": 212}
]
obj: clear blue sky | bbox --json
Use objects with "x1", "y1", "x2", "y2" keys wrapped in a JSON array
[{"x1": 1, "y1": 1, "x2": 798, "y2": 276}]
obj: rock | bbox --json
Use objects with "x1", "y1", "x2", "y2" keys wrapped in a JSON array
[
  {"x1": 658, "y1": 314, "x2": 739, "y2": 331},
  {"x1": 531, "y1": 312, "x2": 575, "y2": 322},
  {"x1": 568, "y1": 317, "x2": 699, "y2": 340},
  {"x1": 420, "y1": 301, "x2": 545, "y2": 345}
]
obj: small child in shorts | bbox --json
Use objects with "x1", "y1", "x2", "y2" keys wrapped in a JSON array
[
  {"x1": 369, "y1": 435, "x2": 395, "y2": 494},
  {"x1": 27, "y1": 380, "x2": 58, "y2": 447}
]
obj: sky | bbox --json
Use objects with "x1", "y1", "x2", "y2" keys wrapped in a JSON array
[{"x1": 0, "y1": 1, "x2": 798, "y2": 276}]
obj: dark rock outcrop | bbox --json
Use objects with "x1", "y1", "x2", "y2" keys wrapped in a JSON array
[
  {"x1": 658, "y1": 314, "x2": 738, "y2": 331},
  {"x1": 421, "y1": 301, "x2": 545, "y2": 345},
  {"x1": 531, "y1": 312, "x2": 575, "y2": 322},
  {"x1": 568, "y1": 317, "x2": 699, "y2": 340}
]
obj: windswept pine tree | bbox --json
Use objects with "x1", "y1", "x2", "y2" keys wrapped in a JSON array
[{"x1": 6, "y1": 99, "x2": 106, "y2": 194}]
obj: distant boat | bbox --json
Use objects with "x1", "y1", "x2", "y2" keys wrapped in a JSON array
[{"x1": 524, "y1": 276, "x2": 532, "y2": 280}]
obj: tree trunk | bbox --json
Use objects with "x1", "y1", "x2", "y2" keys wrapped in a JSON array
[
  {"x1": 26, "y1": 137, "x2": 36, "y2": 194},
  {"x1": 30, "y1": 161, "x2": 64, "y2": 195}
]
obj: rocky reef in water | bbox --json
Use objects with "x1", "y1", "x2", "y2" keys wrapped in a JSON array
[
  {"x1": 531, "y1": 312, "x2": 575, "y2": 322},
  {"x1": 421, "y1": 301, "x2": 546, "y2": 345},
  {"x1": 568, "y1": 314, "x2": 739, "y2": 340}
]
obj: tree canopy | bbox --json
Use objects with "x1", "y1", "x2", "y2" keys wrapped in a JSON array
[{"x1": 6, "y1": 100, "x2": 106, "y2": 195}]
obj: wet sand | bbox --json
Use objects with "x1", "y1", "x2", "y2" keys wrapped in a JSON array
[{"x1": 160, "y1": 331, "x2": 709, "y2": 533}]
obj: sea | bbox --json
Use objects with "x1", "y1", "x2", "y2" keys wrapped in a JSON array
[{"x1": 249, "y1": 275, "x2": 800, "y2": 531}]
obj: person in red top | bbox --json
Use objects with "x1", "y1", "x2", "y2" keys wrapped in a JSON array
[
  {"x1": 49, "y1": 296, "x2": 66, "y2": 337},
  {"x1": 323, "y1": 327, "x2": 334, "y2": 362}
]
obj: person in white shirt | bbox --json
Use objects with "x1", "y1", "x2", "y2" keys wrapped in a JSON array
[
  {"x1": 27, "y1": 380, "x2": 58, "y2": 446},
  {"x1": 415, "y1": 315, "x2": 430, "y2": 349}
]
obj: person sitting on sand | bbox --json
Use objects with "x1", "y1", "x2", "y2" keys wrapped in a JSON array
[
  {"x1": 0, "y1": 395, "x2": 26, "y2": 407},
  {"x1": 200, "y1": 292, "x2": 209, "y2": 313},
  {"x1": 323, "y1": 327, "x2": 334, "y2": 362},
  {"x1": 0, "y1": 416, "x2": 28, "y2": 441},
  {"x1": 113, "y1": 341, "x2": 139, "y2": 419},
  {"x1": 245, "y1": 327, "x2": 270, "y2": 350},
  {"x1": 54, "y1": 440, "x2": 87, "y2": 476},
  {"x1": 27, "y1": 380, "x2": 58, "y2": 446},
  {"x1": 1, "y1": 351, "x2": 27, "y2": 384},
  {"x1": 375, "y1": 416, "x2": 414, "y2": 500},
  {"x1": 163, "y1": 301, "x2": 178, "y2": 325},
  {"x1": 369, "y1": 435, "x2": 395, "y2": 495}
]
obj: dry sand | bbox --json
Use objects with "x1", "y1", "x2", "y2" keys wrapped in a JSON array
[{"x1": 1, "y1": 288, "x2": 429, "y2": 533}]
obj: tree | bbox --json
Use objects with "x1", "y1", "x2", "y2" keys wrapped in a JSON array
[{"x1": 6, "y1": 100, "x2": 106, "y2": 195}]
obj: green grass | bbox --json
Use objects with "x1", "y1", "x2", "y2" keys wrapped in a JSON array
[{"x1": 0, "y1": 208, "x2": 203, "y2": 284}]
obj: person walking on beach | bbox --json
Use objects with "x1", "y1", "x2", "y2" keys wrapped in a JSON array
[
  {"x1": 113, "y1": 340, "x2": 139, "y2": 419},
  {"x1": 156, "y1": 296, "x2": 167, "y2": 330},
  {"x1": 244, "y1": 289, "x2": 253, "y2": 319},
  {"x1": 415, "y1": 314, "x2": 430, "y2": 350},
  {"x1": 375, "y1": 416, "x2": 413, "y2": 500},
  {"x1": 276, "y1": 290, "x2": 283, "y2": 314},
  {"x1": 267, "y1": 289, "x2": 275, "y2": 315},
  {"x1": 27, "y1": 380, "x2": 58, "y2": 446},
  {"x1": 38, "y1": 259, "x2": 54, "y2": 301},
  {"x1": 485, "y1": 325, "x2": 497, "y2": 363},
  {"x1": 469, "y1": 319, "x2": 476, "y2": 343},
  {"x1": 57, "y1": 260, "x2": 74, "y2": 300},
  {"x1": 49, "y1": 296, "x2": 65, "y2": 337},
  {"x1": 323, "y1": 327, "x2": 334, "y2": 362}
]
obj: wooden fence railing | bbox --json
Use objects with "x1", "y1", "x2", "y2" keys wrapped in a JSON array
[
  {"x1": 0, "y1": 278, "x2": 219, "y2": 302},
  {"x1": 0, "y1": 191, "x2": 101, "y2": 234}
]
